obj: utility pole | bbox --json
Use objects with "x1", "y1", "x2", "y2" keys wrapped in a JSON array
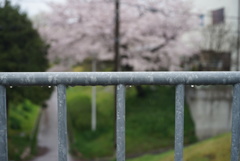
[
  {"x1": 114, "y1": 0, "x2": 120, "y2": 152},
  {"x1": 237, "y1": 0, "x2": 240, "y2": 71},
  {"x1": 114, "y1": 0, "x2": 120, "y2": 72}
]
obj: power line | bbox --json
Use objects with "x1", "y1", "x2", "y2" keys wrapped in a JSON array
[{"x1": 195, "y1": 12, "x2": 238, "y2": 21}]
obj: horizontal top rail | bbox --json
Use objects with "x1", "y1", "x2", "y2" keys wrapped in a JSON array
[{"x1": 1, "y1": 72, "x2": 240, "y2": 86}]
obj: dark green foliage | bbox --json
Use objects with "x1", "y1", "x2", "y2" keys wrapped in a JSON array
[
  {"x1": 8, "y1": 100, "x2": 40, "y2": 160},
  {"x1": 125, "y1": 86, "x2": 196, "y2": 154},
  {"x1": 0, "y1": 1, "x2": 52, "y2": 105},
  {"x1": 67, "y1": 86, "x2": 196, "y2": 159}
]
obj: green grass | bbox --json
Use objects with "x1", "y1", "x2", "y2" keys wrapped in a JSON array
[
  {"x1": 67, "y1": 85, "x2": 196, "y2": 159},
  {"x1": 128, "y1": 133, "x2": 231, "y2": 161},
  {"x1": 8, "y1": 99, "x2": 40, "y2": 160},
  {"x1": 67, "y1": 86, "x2": 115, "y2": 158}
]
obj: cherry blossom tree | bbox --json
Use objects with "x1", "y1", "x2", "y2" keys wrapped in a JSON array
[
  {"x1": 38, "y1": 0, "x2": 197, "y2": 71},
  {"x1": 37, "y1": 0, "x2": 198, "y2": 131}
]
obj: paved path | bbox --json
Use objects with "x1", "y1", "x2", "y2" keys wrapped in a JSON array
[{"x1": 31, "y1": 89, "x2": 75, "y2": 161}]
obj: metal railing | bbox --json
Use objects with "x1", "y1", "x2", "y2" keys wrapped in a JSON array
[{"x1": 0, "y1": 72, "x2": 240, "y2": 161}]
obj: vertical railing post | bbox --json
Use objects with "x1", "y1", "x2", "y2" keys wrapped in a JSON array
[
  {"x1": 0, "y1": 85, "x2": 8, "y2": 161},
  {"x1": 57, "y1": 84, "x2": 68, "y2": 161},
  {"x1": 231, "y1": 83, "x2": 240, "y2": 161},
  {"x1": 174, "y1": 84, "x2": 185, "y2": 161},
  {"x1": 116, "y1": 84, "x2": 126, "y2": 161},
  {"x1": 91, "y1": 86, "x2": 97, "y2": 131}
]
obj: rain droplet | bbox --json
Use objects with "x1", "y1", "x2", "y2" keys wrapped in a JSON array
[
  {"x1": 191, "y1": 85, "x2": 194, "y2": 88},
  {"x1": 10, "y1": 86, "x2": 13, "y2": 88},
  {"x1": 48, "y1": 86, "x2": 51, "y2": 88}
]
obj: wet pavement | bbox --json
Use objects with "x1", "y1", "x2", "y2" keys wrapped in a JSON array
[{"x1": 31, "y1": 89, "x2": 75, "y2": 161}]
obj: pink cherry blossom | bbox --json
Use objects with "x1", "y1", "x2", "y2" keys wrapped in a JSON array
[{"x1": 37, "y1": 0, "x2": 198, "y2": 71}]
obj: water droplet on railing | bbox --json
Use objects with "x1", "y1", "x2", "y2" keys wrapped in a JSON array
[
  {"x1": 10, "y1": 86, "x2": 13, "y2": 88},
  {"x1": 191, "y1": 85, "x2": 194, "y2": 88},
  {"x1": 48, "y1": 86, "x2": 51, "y2": 88}
]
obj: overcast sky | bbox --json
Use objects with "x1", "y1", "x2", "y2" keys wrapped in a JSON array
[
  {"x1": 1, "y1": 0, "x2": 237, "y2": 21},
  {"x1": 1, "y1": 0, "x2": 66, "y2": 16}
]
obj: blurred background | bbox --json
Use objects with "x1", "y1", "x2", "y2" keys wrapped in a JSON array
[{"x1": 0, "y1": 0, "x2": 238, "y2": 160}]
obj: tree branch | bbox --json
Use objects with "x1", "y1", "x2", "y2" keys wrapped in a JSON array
[{"x1": 150, "y1": 35, "x2": 176, "y2": 53}]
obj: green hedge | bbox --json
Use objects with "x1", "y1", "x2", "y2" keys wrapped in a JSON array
[{"x1": 8, "y1": 100, "x2": 40, "y2": 160}]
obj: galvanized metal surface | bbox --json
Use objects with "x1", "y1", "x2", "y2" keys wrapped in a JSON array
[
  {"x1": 174, "y1": 85, "x2": 185, "y2": 161},
  {"x1": 231, "y1": 83, "x2": 240, "y2": 161},
  {"x1": 57, "y1": 85, "x2": 68, "y2": 161},
  {"x1": 1, "y1": 72, "x2": 240, "y2": 161},
  {"x1": 1, "y1": 72, "x2": 240, "y2": 86},
  {"x1": 116, "y1": 84, "x2": 126, "y2": 161},
  {"x1": 0, "y1": 85, "x2": 8, "y2": 161}
]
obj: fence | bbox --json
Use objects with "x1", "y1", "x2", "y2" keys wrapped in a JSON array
[{"x1": 0, "y1": 72, "x2": 240, "y2": 161}]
